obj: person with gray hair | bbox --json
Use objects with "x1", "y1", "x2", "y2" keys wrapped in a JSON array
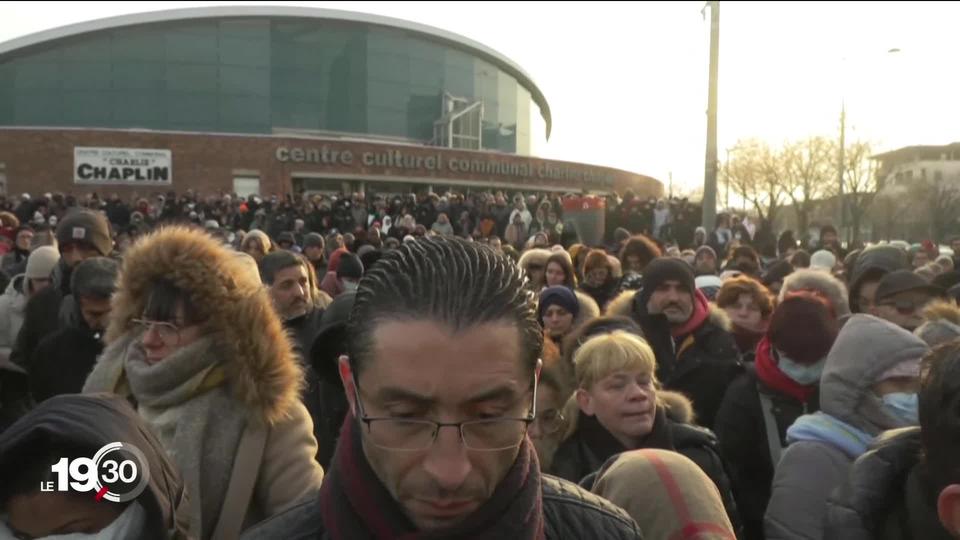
[
  {"x1": 778, "y1": 268, "x2": 852, "y2": 319},
  {"x1": 27, "y1": 257, "x2": 119, "y2": 403}
]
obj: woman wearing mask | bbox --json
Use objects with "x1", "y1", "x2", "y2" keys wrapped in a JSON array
[
  {"x1": 83, "y1": 227, "x2": 324, "y2": 539},
  {"x1": 550, "y1": 331, "x2": 741, "y2": 532},
  {"x1": 764, "y1": 315, "x2": 929, "y2": 540},
  {"x1": 714, "y1": 292, "x2": 837, "y2": 540}
]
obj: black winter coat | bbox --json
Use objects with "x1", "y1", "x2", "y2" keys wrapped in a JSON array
[
  {"x1": 29, "y1": 325, "x2": 103, "y2": 403},
  {"x1": 239, "y1": 474, "x2": 644, "y2": 539},
  {"x1": 550, "y1": 403, "x2": 742, "y2": 535},
  {"x1": 713, "y1": 364, "x2": 820, "y2": 540},
  {"x1": 636, "y1": 308, "x2": 743, "y2": 428},
  {"x1": 578, "y1": 279, "x2": 620, "y2": 311},
  {"x1": 824, "y1": 427, "x2": 953, "y2": 540},
  {"x1": 285, "y1": 308, "x2": 328, "y2": 465}
]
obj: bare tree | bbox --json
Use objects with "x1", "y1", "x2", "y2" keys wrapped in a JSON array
[
  {"x1": 838, "y1": 140, "x2": 879, "y2": 245},
  {"x1": 782, "y1": 136, "x2": 834, "y2": 242},
  {"x1": 724, "y1": 139, "x2": 787, "y2": 224}
]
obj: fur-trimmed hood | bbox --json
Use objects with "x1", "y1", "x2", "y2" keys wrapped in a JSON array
[
  {"x1": 519, "y1": 248, "x2": 553, "y2": 272},
  {"x1": 660, "y1": 390, "x2": 695, "y2": 424},
  {"x1": 603, "y1": 289, "x2": 732, "y2": 332},
  {"x1": 105, "y1": 226, "x2": 302, "y2": 425},
  {"x1": 914, "y1": 300, "x2": 960, "y2": 347},
  {"x1": 573, "y1": 290, "x2": 601, "y2": 329}
]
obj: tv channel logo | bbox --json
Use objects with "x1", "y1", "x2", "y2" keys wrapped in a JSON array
[{"x1": 41, "y1": 442, "x2": 150, "y2": 503}]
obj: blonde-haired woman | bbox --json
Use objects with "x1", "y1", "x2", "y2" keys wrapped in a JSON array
[{"x1": 550, "y1": 330, "x2": 741, "y2": 532}]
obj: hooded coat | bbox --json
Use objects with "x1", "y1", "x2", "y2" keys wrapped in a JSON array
[
  {"x1": 764, "y1": 315, "x2": 930, "y2": 540},
  {"x1": 847, "y1": 246, "x2": 908, "y2": 313},
  {"x1": 83, "y1": 227, "x2": 324, "y2": 539},
  {"x1": 592, "y1": 449, "x2": 737, "y2": 540},
  {"x1": 824, "y1": 427, "x2": 954, "y2": 540},
  {"x1": 606, "y1": 290, "x2": 743, "y2": 428},
  {"x1": 0, "y1": 393, "x2": 190, "y2": 539},
  {"x1": 550, "y1": 391, "x2": 741, "y2": 532},
  {"x1": 714, "y1": 362, "x2": 820, "y2": 540}
]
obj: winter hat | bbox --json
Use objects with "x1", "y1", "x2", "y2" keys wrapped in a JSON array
[
  {"x1": 932, "y1": 270, "x2": 960, "y2": 291},
  {"x1": 638, "y1": 258, "x2": 696, "y2": 309},
  {"x1": 204, "y1": 220, "x2": 219, "y2": 230},
  {"x1": 762, "y1": 260, "x2": 794, "y2": 287},
  {"x1": 277, "y1": 232, "x2": 297, "y2": 246},
  {"x1": 538, "y1": 286, "x2": 580, "y2": 324},
  {"x1": 25, "y1": 246, "x2": 60, "y2": 280},
  {"x1": 768, "y1": 293, "x2": 838, "y2": 365},
  {"x1": 70, "y1": 257, "x2": 120, "y2": 299},
  {"x1": 913, "y1": 301, "x2": 960, "y2": 348},
  {"x1": 56, "y1": 210, "x2": 112, "y2": 256},
  {"x1": 695, "y1": 274, "x2": 723, "y2": 301},
  {"x1": 310, "y1": 292, "x2": 356, "y2": 382},
  {"x1": 695, "y1": 245, "x2": 717, "y2": 261},
  {"x1": 810, "y1": 250, "x2": 837, "y2": 272},
  {"x1": 875, "y1": 270, "x2": 944, "y2": 303},
  {"x1": 356, "y1": 245, "x2": 376, "y2": 258},
  {"x1": 336, "y1": 253, "x2": 364, "y2": 280},
  {"x1": 694, "y1": 226, "x2": 707, "y2": 238},
  {"x1": 303, "y1": 233, "x2": 324, "y2": 250}
]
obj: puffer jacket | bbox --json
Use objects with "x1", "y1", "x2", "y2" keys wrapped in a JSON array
[
  {"x1": 239, "y1": 474, "x2": 644, "y2": 539},
  {"x1": 551, "y1": 392, "x2": 742, "y2": 535},
  {"x1": 824, "y1": 427, "x2": 953, "y2": 540},
  {"x1": 607, "y1": 290, "x2": 743, "y2": 428},
  {"x1": 714, "y1": 363, "x2": 820, "y2": 540},
  {"x1": 764, "y1": 315, "x2": 930, "y2": 540}
]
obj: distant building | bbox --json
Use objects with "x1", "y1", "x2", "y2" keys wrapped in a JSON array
[{"x1": 872, "y1": 142, "x2": 960, "y2": 189}]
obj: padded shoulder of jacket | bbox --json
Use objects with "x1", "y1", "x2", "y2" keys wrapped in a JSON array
[{"x1": 542, "y1": 474, "x2": 645, "y2": 539}]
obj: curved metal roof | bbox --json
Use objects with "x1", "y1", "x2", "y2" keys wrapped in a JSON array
[{"x1": 0, "y1": 5, "x2": 552, "y2": 139}]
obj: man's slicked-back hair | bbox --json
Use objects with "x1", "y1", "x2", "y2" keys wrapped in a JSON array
[{"x1": 347, "y1": 237, "x2": 542, "y2": 377}]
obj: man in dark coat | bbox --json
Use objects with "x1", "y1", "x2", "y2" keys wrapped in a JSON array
[
  {"x1": 260, "y1": 251, "x2": 327, "y2": 462},
  {"x1": 241, "y1": 237, "x2": 644, "y2": 539},
  {"x1": 607, "y1": 258, "x2": 743, "y2": 428},
  {"x1": 824, "y1": 339, "x2": 960, "y2": 539},
  {"x1": 10, "y1": 210, "x2": 112, "y2": 372},
  {"x1": 28, "y1": 257, "x2": 118, "y2": 403}
]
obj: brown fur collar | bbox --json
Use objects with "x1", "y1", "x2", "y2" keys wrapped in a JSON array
[
  {"x1": 922, "y1": 300, "x2": 960, "y2": 325},
  {"x1": 106, "y1": 226, "x2": 302, "y2": 425},
  {"x1": 660, "y1": 390, "x2": 695, "y2": 424}
]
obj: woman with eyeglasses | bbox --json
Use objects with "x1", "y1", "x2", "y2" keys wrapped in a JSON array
[
  {"x1": 549, "y1": 330, "x2": 741, "y2": 533},
  {"x1": 83, "y1": 227, "x2": 324, "y2": 539}
]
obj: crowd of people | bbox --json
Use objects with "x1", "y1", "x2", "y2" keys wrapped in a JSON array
[{"x1": 0, "y1": 187, "x2": 959, "y2": 539}]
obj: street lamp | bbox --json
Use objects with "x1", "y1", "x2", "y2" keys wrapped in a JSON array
[{"x1": 837, "y1": 47, "x2": 900, "y2": 245}]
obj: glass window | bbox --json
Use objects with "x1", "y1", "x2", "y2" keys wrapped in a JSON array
[
  {"x1": 61, "y1": 37, "x2": 111, "y2": 61},
  {"x1": 14, "y1": 61, "x2": 60, "y2": 90},
  {"x1": 166, "y1": 63, "x2": 219, "y2": 92},
  {"x1": 13, "y1": 91, "x2": 62, "y2": 124},
  {"x1": 220, "y1": 37, "x2": 270, "y2": 67},
  {"x1": 234, "y1": 176, "x2": 260, "y2": 197},
  {"x1": 220, "y1": 65, "x2": 270, "y2": 97},
  {"x1": 110, "y1": 29, "x2": 165, "y2": 62},
  {"x1": 63, "y1": 91, "x2": 113, "y2": 126},
  {"x1": 166, "y1": 32, "x2": 218, "y2": 63},
  {"x1": 62, "y1": 62, "x2": 111, "y2": 90},
  {"x1": 112, "y1": 62, "x2": 166, "y2": 91}
]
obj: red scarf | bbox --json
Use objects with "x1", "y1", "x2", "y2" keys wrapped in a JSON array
[
  {"x1": 671, "y1": 289, "x2": 711, "y2": 338},
  {"x1": 753, "y1": 336, "x2": 816, "y2": 403},
  {"x1": 320, "y1": 413, "x2": 546, "y2": 540}
]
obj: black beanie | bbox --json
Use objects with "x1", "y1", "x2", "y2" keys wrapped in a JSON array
[
  {"x1": 638, "y1": 258, "x2": 696, "y2": 309},
  {"x1": 56, "y1": 210, "x2": 112, "y2": 256},
  {"x1": 337, "y1": 253, "x2": 364, "y2": 280},
  {"x1": 70, "y1": 257, "x2": 119, "y2": 299}
]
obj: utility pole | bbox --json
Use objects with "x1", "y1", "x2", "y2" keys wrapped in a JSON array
[
  {"x1": 702, "y1": 0, "x2": 720, "y2": 231},
  {"x1": 838, "y1": 101, "x2": 846, "y2": 244}
]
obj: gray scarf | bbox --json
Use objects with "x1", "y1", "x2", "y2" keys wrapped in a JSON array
[{"x1": 99, "y1": 334, "x2": 249, "y2": 539}]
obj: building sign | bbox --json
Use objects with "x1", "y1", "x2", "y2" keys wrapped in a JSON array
[
  {"x1": 274, "y1": 144, "x2": 617, "y2": 191},
  {"x1": 74, "y1": 147, "x2": 172, "y2": 185}
]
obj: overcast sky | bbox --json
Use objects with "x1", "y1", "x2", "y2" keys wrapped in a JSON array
[{"x1": 3, "y1": 1, "x2": 959, "y2": 193}]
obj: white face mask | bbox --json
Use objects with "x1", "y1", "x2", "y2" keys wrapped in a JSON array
[{"x1": 19, "y1": 501, "x2": 146, "y2": 540}]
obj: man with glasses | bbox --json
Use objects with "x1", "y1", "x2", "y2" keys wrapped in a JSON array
[
  {"x1": 870, "y1": 270, "x2": 945, "y2": 331},
  {"x1": 243, "y1": 237, "x2": 643, "y2": 539}
]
